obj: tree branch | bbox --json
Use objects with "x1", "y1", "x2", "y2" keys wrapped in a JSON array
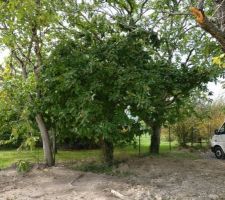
[
  {"x1": 140, "y1": 0, "x2": 148, "y2": 16},
  {"x1": 183, "y1": 33, "x2": 205, "y2": 66},
  {"x1": 183, "y1": 48, "x2": 195, "y2": 67},
  {"x1": 190, "y1": 7, "x2": 225, "y2": 52},
  {"x1": 160, "y1": 11, "x2": 191, "y2": 16},
  {"x1": 11, "y1": 50, "x2": 28, "y2": 79}
]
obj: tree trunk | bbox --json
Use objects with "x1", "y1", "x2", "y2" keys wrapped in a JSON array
[
  {"x1": 50, "y1": 128, "x2": 57, "y2": 162},
  {"x1": 52, "y1": 128, "x2": 57, "y2": 154},
  {"x1": 102, "y1": 138, "x2": 114, "y2": 166},
  {"x1": 150, "y1": 123, "x2": 161, "y2": 154},
  {"x1": 35, "y1": 114, "x2": 54, "y2": 166},
  {"x1": 181, "y1": 133, "x2": 188, "y2": 148},
  {"x1": 182, "y1": 126, "x2": 188, "y2": 148}
]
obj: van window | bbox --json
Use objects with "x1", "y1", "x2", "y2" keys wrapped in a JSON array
[{"x1": 219, "y1": 123, "x2": 225, "y2": 134}]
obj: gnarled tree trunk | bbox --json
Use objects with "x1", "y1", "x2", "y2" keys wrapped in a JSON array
[{"x1": 102, "y1": 138, "x2": 114, "y2": 166}]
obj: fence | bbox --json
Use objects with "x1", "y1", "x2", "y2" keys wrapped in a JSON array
[{"x1": 136, "y1": 127, "x2": 211, "y2": 156}]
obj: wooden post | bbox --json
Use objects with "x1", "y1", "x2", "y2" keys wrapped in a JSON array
[
  {"x1": 199, "y1": 138, "x2": 202, "y2": 148},
  {"x1": 169, "y1": 126, "x2": 172, "y2": 151},
  {"x1": 191, "y1": 127, "x2": 194, "y2": 148},
  {"x1": 207, "y1": 123, "x2": 211, "y2": 143},
  {"x1": 138, "y1": 135, "x2": 141, "y2": 156}
]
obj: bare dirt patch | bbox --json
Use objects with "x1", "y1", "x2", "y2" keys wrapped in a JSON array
[{"x1": 0, "y1": 152, "x2": 225, "y2": 200}]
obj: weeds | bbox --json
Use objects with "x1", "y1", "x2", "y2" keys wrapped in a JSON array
[
  {"x1": 74, "y1": 161, "x2": 134, "y2": 177},
  {"x1": 16, "y1": 160, "x2": 31, "y2": 174}
]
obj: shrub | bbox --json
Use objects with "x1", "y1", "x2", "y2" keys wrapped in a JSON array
[{"x1": 16, "y1": 160, "x2": 31, "y2": 174}]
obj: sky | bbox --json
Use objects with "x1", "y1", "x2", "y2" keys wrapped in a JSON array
[
  {"x1": 208, "y1": 80, "x2": 225, "y2": 100},
  {"x1": 0, "y1": 49, "x2": 9, "y2": 65},
  {"x1": 0, "y1": 50, "x2": 224, "y2": 101}
]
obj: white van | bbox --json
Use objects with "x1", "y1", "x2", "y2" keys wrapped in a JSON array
[{"x1": 211, "y1": 122, "x2": 225, "y2": 159}]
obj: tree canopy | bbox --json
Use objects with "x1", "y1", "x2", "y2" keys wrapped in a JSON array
[{"x1": 0, "y1": 0, "x2": 224, "y2": 166}]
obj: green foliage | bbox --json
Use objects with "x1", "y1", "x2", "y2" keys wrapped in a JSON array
[
  {"x1": 16, "y1": 160, "x2": 31, "y2": 174},
  {"x1": 0, "y1": 67, "x2": 39, "y2": 150},
  {"x1": 0, "y1": 0, "x2": 223, "y2": 164},
  {"x1": 172, "y1": 98, "x2": 225, "y2": 147},
  {"x1": 42, "y1": 38, "x2": 140, "y2": 146}
]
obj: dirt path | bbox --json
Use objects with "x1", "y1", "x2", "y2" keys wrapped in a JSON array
[{"x1": 1, "y1": 152, "x2": 225, "y2": 200}]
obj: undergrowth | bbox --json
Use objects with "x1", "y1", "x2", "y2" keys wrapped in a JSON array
[{"x1": 73, "y1": 162, "x2": 134, "y2": 177}]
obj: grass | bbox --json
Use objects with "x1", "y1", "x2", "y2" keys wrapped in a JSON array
[
  {"x1": 0, "y1": 135, "x2": 202, "y2": 169},
  {"x1": 0, "y1": 149, "x2": 101, "y2": 169}
]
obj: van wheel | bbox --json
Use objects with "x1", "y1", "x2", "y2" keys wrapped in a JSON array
[{"x1": 215, "y1": 146, "x2": 224, "y2": 159}]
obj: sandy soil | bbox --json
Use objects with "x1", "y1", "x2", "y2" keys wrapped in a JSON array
[{"x1": 1, "y1": 152, "x2": 225, "y2": 200}]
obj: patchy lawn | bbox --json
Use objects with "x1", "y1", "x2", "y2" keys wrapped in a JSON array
[{"x1": 0, "y1": 139, "x2": 183, "y2": 169}]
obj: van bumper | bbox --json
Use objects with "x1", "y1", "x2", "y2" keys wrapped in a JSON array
[{"x1": 211, "y1": 147, "x2": 215, "y2": 153}]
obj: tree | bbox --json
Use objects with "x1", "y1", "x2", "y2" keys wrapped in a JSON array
[
  {"x1": 0, "y1": 0, "x2": 223, "y2": 166},
  {"x1": 38, "y1": 0, "x2": 158, "y2": 165},
  {"x1": 42, "y1": 0, "x2": 222, "y2": 158},
  {"x1": 0, "y1": 0, "x2": 61, "y2": 166},
  {"x1": 124, "y1": 0, "x2": 222, "y2": 154},
  {"x1": 42, "y1": 37, "x2": 143, "y2": 166}
]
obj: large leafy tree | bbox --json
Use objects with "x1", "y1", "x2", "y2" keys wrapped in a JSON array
[
  {"x1": 0, "y1": 0, "x2": 61, "y2": 166},
  {"x1": 0, "y1": 0, "x2": 223, "y2": 166},
  {"x1": 42, "y1": 39, "x2": 141, "y2": 165},
  {"x1": 42, "y1": 0, "x2": 222, "y2": 162},
  {"x1": 122, "y1": 0, "x2": 222, "y2": 153},
  {"x1": 41, "y1": 4, "x2": 162, "y2": 163}
]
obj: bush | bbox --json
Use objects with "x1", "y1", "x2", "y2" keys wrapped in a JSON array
[{"x1": 16, "y1": 160, "x2": 31, "y2": 174}]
